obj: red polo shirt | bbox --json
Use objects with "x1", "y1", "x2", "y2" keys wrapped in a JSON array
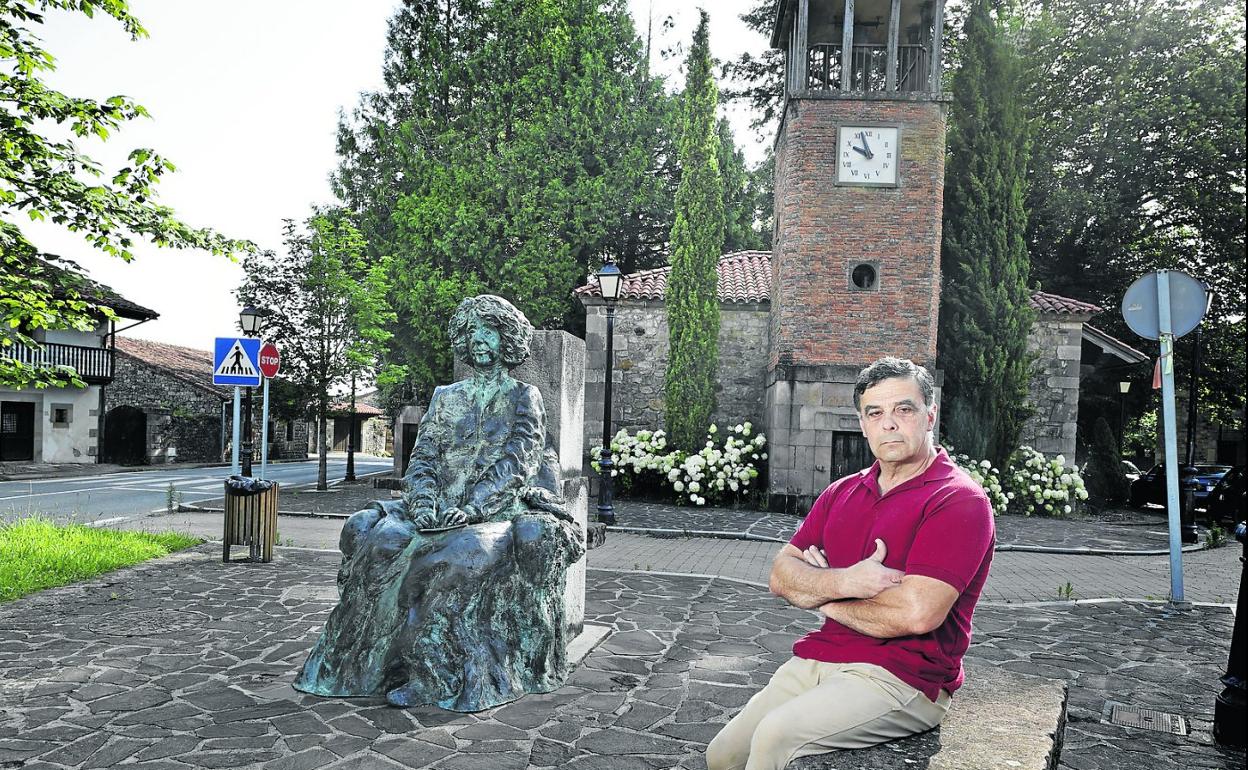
[{"x1": 788, "y1": 448, "x2": 994, "y2": 702}]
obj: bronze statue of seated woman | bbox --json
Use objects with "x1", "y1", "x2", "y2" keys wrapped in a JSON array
[{"x1": 293, "y1": 295, "x2": 584, "y2": 712}]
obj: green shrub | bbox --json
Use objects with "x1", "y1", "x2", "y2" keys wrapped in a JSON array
[{"x1": 1083, "y1": 416, "x2": 1129, "y2": 506}]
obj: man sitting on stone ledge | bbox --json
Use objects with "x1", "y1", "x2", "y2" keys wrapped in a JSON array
[{"x1": 706, "y1": 357, "x2": 995, "y2": 770}]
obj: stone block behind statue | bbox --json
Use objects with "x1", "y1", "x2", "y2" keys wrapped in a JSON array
[{"x1": 293, "y1": 295, "x2": 586, "y2": 712}]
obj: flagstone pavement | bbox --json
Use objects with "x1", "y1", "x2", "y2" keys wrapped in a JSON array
[{"x1": 0, "y1": 482, "x2": 1242, "y2": 770}]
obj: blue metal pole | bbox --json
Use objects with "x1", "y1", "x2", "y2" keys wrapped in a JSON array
[{"x1": 1157, "y1": 270, "x2": 1185, "y2": 602}]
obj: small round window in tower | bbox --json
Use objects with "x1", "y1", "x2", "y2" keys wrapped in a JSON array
[{"x1": 850, "y1": 263, "x2": 879, "y2": 291}]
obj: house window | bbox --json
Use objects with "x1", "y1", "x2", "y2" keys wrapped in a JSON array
[{"x1": 52, "y1": 405, "x2": 72, "y2": 428}]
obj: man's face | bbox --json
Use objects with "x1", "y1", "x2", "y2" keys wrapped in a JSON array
[{"x1": 857, "y1": 376, "x2": 936, "y2": 465}]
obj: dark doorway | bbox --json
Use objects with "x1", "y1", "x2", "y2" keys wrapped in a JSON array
[
  {"x1": 0, "y1": 401, "x2": 35, "y2": 461},
  {"x1": 331, "y1": 417, "x2": 361, "y2": 453},
  {"x1": 830, "y1": 431, "x2": 874, "y2": 481},
  {"x1": 103, "y1": 406, "x2": 147, "y2": 465},
  {"x1": 400, "y1": 423, "x2": 420, "y2": 476}
]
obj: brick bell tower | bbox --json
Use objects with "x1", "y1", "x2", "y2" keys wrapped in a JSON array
[{"x1": 765, "y1": 0, "x2": 949, "y2": 511}]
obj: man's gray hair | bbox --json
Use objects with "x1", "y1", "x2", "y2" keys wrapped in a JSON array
[{"x1": 853, "y1": 357, "x2": 936, "y2": 411}]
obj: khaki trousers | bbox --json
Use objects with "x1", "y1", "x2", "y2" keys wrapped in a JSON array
[{"x1": 705, "y1": 658, "x2": 951, "y2": 770}]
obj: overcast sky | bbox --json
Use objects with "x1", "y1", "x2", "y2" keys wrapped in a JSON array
[{"x1": 27, "y1": 1, "x2": 771, "y2": 351}]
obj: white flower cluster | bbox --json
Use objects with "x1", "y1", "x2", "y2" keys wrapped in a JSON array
[
  {"x1": 1003, "y1": 446, "x2": 1089, "y2": 517},
  {"x1": 591, "y1": 423, "x2": 767, "y2": 506},
  {"x1": 948, "y1": 450, "x2": 1008, "y2": 515}
]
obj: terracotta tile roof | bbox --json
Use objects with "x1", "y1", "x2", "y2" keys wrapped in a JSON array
[
  {"x1": 1028, "y1": 291, "x2": 1102, "y2": 315},
  {"x1": 577, "y1": 254, "x2": 1103, "y2": 319},
  {"x1": 114, "y1": 336, "x2": 228, "y2": 399},
  {"x1": 575, "y1": 250, "x2": 773, "y2": 304},
  {"x1": 328, "y1": 401, "x2": 383, "y2": 417}
]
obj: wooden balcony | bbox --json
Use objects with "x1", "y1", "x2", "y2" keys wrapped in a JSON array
[
  {"x1": 807, "y1": 43, "x2": 930, "y2": 93},
  {"x1": 2, "y1": 342, "x2": 115, "y2": 385}
]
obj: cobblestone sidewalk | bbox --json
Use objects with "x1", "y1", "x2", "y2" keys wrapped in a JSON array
[{"x1": 0, "y1": 547, "x2": 1241, "y2": 770}]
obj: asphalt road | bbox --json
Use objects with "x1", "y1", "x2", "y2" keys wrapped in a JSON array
[{"x1": 0, "y1": 456, "x2": 392, "y2": 528}]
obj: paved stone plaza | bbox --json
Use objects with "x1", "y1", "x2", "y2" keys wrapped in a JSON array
[
  {"x1": 0, "y1": 482, "x2": 1243, "y2": 770},
  {"x1": 0, "y1": 540, "x2": 1242, "y2": 770}
]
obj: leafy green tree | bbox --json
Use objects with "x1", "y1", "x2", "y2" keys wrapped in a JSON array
[
  {"x1": 937, "y1": 0, "x2": 1035, "y2": 467},
  {"x1": 720, "y1": 0, "x2": 784, "y2": 131},
  {"x1": 335, "y1": 0, "x2": 681, "y2": 406},
  {"x1": 237, "y1": 213, "x2": 394, "y2": 489},
  {"x1": 718, "y1": 119, "x2": 764, "y2": 253},
  {"x1": 1, "y1": 0, "x2": 248, "y2": 389},
  {"x1": 664, "y1": 10, "x2": 725, "y2": 451},
  {"x1": 1021, "y1": 0, "x2": 1245, "y2": 424}
]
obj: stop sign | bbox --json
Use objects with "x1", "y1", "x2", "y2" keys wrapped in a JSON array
[{"x1": 258, "y1": 342, "x2": 281, "y2": 378}]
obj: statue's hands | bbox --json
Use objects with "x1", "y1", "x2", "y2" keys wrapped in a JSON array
[
  {"x1": 440, "y1": 505, "x2": 480, "y2": 527},
  {"x1": 409, "y1": 508, "x2": 437, "y2": 529}
]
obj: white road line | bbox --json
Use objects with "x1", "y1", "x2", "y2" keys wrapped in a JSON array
[{"x1": 0, "y1": 487, "x2": 135, "y2": 502}]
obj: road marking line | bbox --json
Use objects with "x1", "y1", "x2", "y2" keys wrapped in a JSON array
[{"x1": 0, "y1": 487, "x2": 133, "y2": 501}]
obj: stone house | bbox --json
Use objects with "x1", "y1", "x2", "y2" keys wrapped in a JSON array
[
  {"x1": 577, "y1": 253, "x2": 1150, "y2": 497},
  {"x1": 314, "y1": 396, "x2": 391, "y2": 458},
  {"x1": 1, "y1": 269, "x2": 158, "y2": 464},
  {"x1": 106, "y1": 337, "x2": 309, "y2": 464}
]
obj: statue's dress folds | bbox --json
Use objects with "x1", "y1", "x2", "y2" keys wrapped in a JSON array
[{"x1": 293, "y1": 378, "x2": 584, "y2": 711}]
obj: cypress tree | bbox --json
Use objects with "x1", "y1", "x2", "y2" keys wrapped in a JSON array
[
  {"x1": 937, "y1": 0, "x2": 1035, "y2": 467},
  {"x1": 664, "y1": 10, "x2": 725, "y2": 451}
]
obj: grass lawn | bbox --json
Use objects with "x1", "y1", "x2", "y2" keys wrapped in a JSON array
[{"x1": 0, "y1": 516, "x2": 201, "y2": 603}]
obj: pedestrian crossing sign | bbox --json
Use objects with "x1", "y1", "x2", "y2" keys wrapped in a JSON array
[{"x1": 213, "y1": 337, "x2": 263, "y2": 386}]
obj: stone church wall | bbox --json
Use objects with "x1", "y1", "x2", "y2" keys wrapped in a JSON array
[
  {"x1": 1020, "y1": 314, "x2": 1087, "y2": 464},
  {"x1": 583, "y1": 300, "x2": 770, "y2": 452}
]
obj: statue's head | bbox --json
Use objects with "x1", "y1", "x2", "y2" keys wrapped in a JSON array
[{"x1": 448, "y1": 295, "x2": 533, "y2": 371}]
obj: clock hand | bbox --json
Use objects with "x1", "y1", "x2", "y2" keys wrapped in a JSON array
[
  {"x1": 859, "y1": 132, "x2": 874, "y2": 158},
  {"x1": 852, "y1": 145, "x2": 871, "y2": 158}
]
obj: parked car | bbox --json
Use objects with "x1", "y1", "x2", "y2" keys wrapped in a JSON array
[
  {"x1": 1128, "y1": 463, "x2": 1232, "y2": 510},
  {"x1": 1121, "y1": 460, "x2": 1143, "y2": 484},
  {"x1": 1205, "y1": 465, "x2": 1245, "y2": 523}
]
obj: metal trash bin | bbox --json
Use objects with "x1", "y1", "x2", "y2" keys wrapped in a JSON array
[{"x1": 222, "y1": 475, "x2": 279, "y2": 563}]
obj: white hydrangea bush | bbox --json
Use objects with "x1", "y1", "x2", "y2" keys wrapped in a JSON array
[
  {"x1": 591, "y1": 422, "x2": 768, "y2": 506},
  {"x1": 947, "y1": 450, "x2": 1008, "y2": 515},
  {"x1": 1003, "y1": 446, "x2": 1089, "y2": 517}
]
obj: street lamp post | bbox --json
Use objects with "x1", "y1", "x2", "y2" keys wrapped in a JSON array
[
  {"x1": 1118, "y1": 381, "x2": 1131, "y2": 456},
  {"x1": 239, "y1": 306, "x2": 265, "y2": 477},
  {"x1": 1185, "y1": 285, "x2": 1215, "y2": 466},
  {"x1": 596, "y1": 258, "x2": 623, "y2": 525},
  {"x1": 345, "y1": 373, "x2": 357, "y2": 482}
]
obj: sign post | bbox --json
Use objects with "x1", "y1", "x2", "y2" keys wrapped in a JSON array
[
  {"x1": 230, "y1": 388, "x2": 241, "y2": 475},
  {"x1": 258, "y1": 343, "x2": 281, "y2": 480},
  {"x1": 213, "y1": 337, "x2": 263, "y2": 477},
  {"x1": 1122, "y1": 269, "x2": 1208, "y2": 602}
]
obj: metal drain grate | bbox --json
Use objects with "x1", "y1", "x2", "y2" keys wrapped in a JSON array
[{"x1": 1103, "y1": 702, "x2": 1189, "y2": 735}]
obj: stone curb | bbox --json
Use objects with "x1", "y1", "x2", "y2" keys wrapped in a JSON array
[{"x1": 609, "y1": 525, "x2": 1214, "y2": 557}]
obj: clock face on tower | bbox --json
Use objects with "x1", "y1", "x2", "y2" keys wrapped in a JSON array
[{"x1": 836, "y1": 126, "x2": 900, "y2": 187}]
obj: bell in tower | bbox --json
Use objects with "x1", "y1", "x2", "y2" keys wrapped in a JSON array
[{"x1": 763, "y1": 0, "x2": 949, "y2": 511}]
